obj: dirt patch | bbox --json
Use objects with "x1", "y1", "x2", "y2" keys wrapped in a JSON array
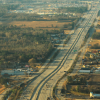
[
  {"x1": 64, "y1": 30, "x2": 71, "y2": 34},
  {"x1": 96, "y1": 29, "x2": 100, "y2": 32},
  {"x1": 89, "y1": 39, "x2": 100, "y2": 46},
  {"x1": 98, "y1": 21, "x2": 100, "y2": 25},
  {"x1": 0, "y1": 21, "x2": 2, "y2": 25},
  {"x1": 0, "y1": 84, "x2": 6, "y2": 94}
]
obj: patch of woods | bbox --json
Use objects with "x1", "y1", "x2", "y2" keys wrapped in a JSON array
[
  {"x1": 57, "y1": 6, "x2": 87, "y2": 13},
  {"x1": 2, "y1": 84, "x2": 26, "y2": 100},
  {"x1": 91, "y1": 31, "x2": 100, "y2": 49},
  {"x1": 92, "y1": 32, "x2": 100, "y2": 40},
  {"x1": 0, "y1": 76, "x2": 9, "y2": 87},
  {"x1": 0, "y1": 4, "x2": 83, "y2": 22},
  {"x1": 91, "y1": 43, "x2": 100, "y2": 49},
  {"x1": 0, "y1": 4, "x2": 87, "y2": 22},
  {"x1": 0, "y1": 4, "x2": 19, "y2": 16},
  {"x1": 0, "y1": 25, "x2": 65, "y2": 68},
  {"x1": 2, "y1": 12, "x2": 80, "y2": 22},
  {"x1": 0, "y1": 4, "x2": 81, "y2": 22},
  {"x1": 61, "y1": 75, "x2": 100, "y2": 95}
]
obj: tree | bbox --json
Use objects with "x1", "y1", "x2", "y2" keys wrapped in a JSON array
[
  {"x1": 72, "y1": 22, "x2": 74, "y2": 29},
  {"x1": 24, "y1": 71, "x2": 28, "y2": 76},
  {"x1": 28, "y1": 58, "x2": 36, "y2": 63},
  {"x1": 63, "y1": 24, "x2": 68, "y2": 28},
  {"x1": 51, "y1": 24, "x2": 53, "y2": 27},
  {"x1": 28, "y1": 58, "x2": 36, "y2": 68},
  {"x1": 80, "y1": 77, "x2": 83, "y2": 84},
  {"x1": 67, "y1": 76, "x2": 73, "y2": 83},
  {"x1": 76, "y1": 85, "x2": 80, "y2": 92}
]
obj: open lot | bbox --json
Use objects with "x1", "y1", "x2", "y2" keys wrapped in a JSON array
[
  {"x1": 0, "y1": 84, "x2": 6, "y2": 95},
  {"x1": 89, "y1": 39, "x2": 100, "y2": 46},
  {"x1": 7, "y1": 21, "x2": 72, "y2": 30},
  {"x1": 96, "y1": 29, "x2": 100, "y2": 32},
  {"x1": 86, "y1": 39, "x2": 100, "y2": 52}
]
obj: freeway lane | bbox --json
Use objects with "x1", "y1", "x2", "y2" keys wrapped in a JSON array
[{"x1": 33, "y1": 9, "x2": 96, "y2": 100}]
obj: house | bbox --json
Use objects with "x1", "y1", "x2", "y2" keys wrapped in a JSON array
[
  {"x1": 98, "y1": 50, "x2": 100, "y2": 54},
  {"x1": 83, "y1": 65, "x2": 90, "y2": 68},
  {"x1": 17, "y1": 69, "x2": 22, "y2": 71},
  {"x1": 92, "y1": 50, "x2": 98, "y2": 54}
]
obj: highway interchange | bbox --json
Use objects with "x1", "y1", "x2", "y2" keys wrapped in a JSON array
[{"x1": 18, "y1": 4, "x2": 99, "y2": 100}]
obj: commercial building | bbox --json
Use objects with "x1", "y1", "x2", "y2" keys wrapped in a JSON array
[
  {"x1": 1, "y1": 68, "x2": 32, "y2": 76},
  {"x1": 78, "y1": 68, "x2": 92, "y2": 73},
  {"x1": 90, "y1": 92, "x2": 100, "y2": 98}
]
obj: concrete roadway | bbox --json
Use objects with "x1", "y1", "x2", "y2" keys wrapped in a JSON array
[
  {"x1": 18, "y1": 6, "x2": 99, "y2": 100},
  {"x1": 37, "y1": 7, "x2": 99, "y2": 100},
  {"x1": 33, "y1": 20, "x2": 90, "y2": 100},
  {"x1": 18, "y1": 28, "x2": 74, "y2": 100},
  {"x1": 19, "y1": 22, "x2": 84, "y2": 100}
]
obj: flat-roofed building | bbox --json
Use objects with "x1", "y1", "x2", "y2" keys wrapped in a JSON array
[{"x1": 90, "y1": 92, "x2": 100, "y2": 98}]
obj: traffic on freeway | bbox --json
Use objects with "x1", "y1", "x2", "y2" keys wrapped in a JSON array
[{"x1": 19, "y1": 4, "x2": 99, "y2": 100}]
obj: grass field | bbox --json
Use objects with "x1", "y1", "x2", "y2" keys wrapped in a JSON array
[
  {"x1": 7, "y1": 21, "x2": 72, "y2": 30},
  {"x1": 70, "y1": 90, "x2": 89, "y2": 96},
  {"x1": 89, "y1": 39, "x2": 100, "y2": 46}
]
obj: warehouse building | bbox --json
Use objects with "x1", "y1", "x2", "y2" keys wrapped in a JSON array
[
  {"x1": 78, "y1": 68, "x2": 92, "y2": 73},
  {"x1": 1, "y1": 69, "x2": 32, "y2": 76}
]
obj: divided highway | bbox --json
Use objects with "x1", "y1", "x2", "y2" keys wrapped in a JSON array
[
  {"x1": 35, "y1": 8, "x2": 99, "y2": 100},
  {"x1": 18, "y1": 6, "x2": 99, "y2": 100}
]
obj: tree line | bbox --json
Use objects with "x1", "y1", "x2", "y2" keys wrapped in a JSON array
[
  {"x1": 57, "y1": 6, "x2": 88, "y2": 13},
  {"x1": 0, "y1": 25, "x2": 64, "y2": 68},
  {"x1": 0, "y1": 4, "x2": 19, "y2": 16}
]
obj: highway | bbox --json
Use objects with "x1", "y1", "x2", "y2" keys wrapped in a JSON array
[
  {"x1": 18, "y1": 5, "x2": 99, "y2": 100},
  {"x1": 35, "y1": 7, "x2": 99, "y2": 100}
]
